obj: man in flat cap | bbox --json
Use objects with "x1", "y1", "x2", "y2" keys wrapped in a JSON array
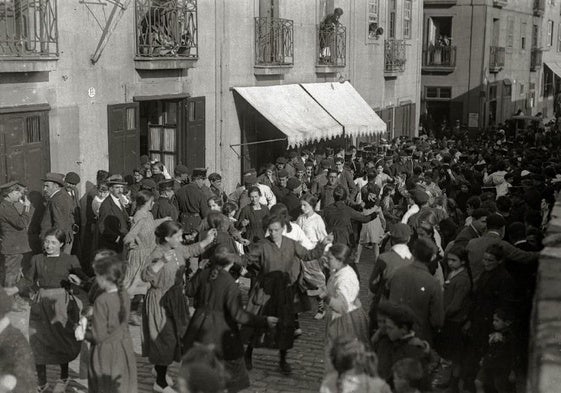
[
  {"x1": 310, "y1": 159, "x2": 332, "y2": 197},
  {"x1": 271, "y1": 169, "x2": 290, "y2": 201},
  {"x1": 97, "y1": 174, "x2": 130, "y2": 254},
  {"x1": 281, "y1": 178, "x2": 303, "y2": 221},
  {"x1": 173, "y1": 164, "x2": 190, "y2": 193},
  {"x1": 334, "y1": 156, "x2": 357, "y2": 201},
  {"x1": 41, "y1": 173, "x2": 75, "y2": 253},
  {"x1": 175, "y1": 168, "x2": 210, "y2": 232},
  {"x1": 0, "y1": 181, "x2": 33, "y2": 302},
  {"x1": 65, "y1": 172, "x2": 81, "y2": 256},
  {"x1": 152, "y1": 179, "x2": 179, "y2": 222}
]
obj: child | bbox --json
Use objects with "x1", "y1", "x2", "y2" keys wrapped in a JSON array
[
  {"x1": 373, "y1": 301, "x2": 431, "y2": 388},
  {"x1": 475, "y1": 309, "x2": 516, "y2": 393},
  {"x1": 392, "y1": 358, "x2": 424, "y2": 393},
  {"x1": 320, "y1": 335, "x2": 391, "y2": 393},
  {"x1": 75, "y1": 255, "x2": 137, "y2": 393}
]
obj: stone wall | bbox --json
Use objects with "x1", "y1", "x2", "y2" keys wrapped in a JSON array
[{"x1": 528, "y1": 195, "x2": 561, "y2": 392}]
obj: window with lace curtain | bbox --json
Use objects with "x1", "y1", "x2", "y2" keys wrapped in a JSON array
[{"x1": 148, "y1": 101, "x2": 178, "y2": 174}]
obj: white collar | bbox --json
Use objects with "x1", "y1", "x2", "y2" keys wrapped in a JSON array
[
  {"x1": 391, "y1": 243, "x2": 412, "y2": 260},
  {"x1": 110, "y1": 193, "x2": 122, "y2": 206}
]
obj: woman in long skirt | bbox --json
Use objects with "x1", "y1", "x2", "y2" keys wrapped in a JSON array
[
  {"x1": 141, "y1": 221, "x2": 216, "y2": 392},
  {"x1": 184, "y1": 248, "x2": 277, "y2": 392},
  {"x1": 10, "y1": 228, "x2": 86, "y2": 392},
  {"x1": 319, "y1": 243, "x2": 370, "y2": 371}
]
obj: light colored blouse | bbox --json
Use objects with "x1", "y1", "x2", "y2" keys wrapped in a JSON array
[
  {"x1": 296, "y1": 212, "x2": 328, "y2": 248},
  {"x1": 326, "y1": 265, "x2": 360, "y2": 320}
]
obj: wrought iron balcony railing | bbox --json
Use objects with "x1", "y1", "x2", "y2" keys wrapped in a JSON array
[
  {"x1": 531, "y1": 48, "x2": 543, "y2": 71},
  {"x1": 489, "y1": 46, "x2": 505, "y2": 72},
  {"x1": 135, "y1": 0, "x2": 198, "y2": 58},
  {"x1": 255, "y1": 17, "x2": 293, "y2": 66},
  {"x1": 317, "y1": 23, "x2": 346, "y2": 67},
  {"x1": 423, "y1": 44, "x2": 456, "y2": 69},
  {"x1": 0, "y1": 0, "x2": 58, "y2": 58},
  {"x1": 384, "y1": 39, "x2": 406, "y2": 74}
]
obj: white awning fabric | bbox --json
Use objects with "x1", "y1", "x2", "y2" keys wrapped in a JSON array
[
  {"x1": 545, "y1": 61, "x2": 561, "y2": 78},
  {"x1": 301, "y1": 81, "x2": 387, "y2": 139},
  {"x1": 233, "y1": 84, "x2": 343, "y2": 148}
]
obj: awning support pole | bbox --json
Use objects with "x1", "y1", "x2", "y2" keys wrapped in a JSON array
[{"x1": 229, "y1": 138, "x2": 288, "y2": 159}]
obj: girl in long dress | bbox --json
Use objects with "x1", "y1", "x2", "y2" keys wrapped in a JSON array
[
  {"x1": 238, "y1": 186, "x2": 270, "y2": 242},
  {"x1": 75, "y1": 254, "x2": 137, "y2": 393},
  {"x1": 11, "y1": 228, "x2": 86, "y2": 392},
  {"x1": 141, "y1": 221, "x2": 216, "y2": 392},
  {"x1": 184, "y1": 248, "x2": 277, "y2": 392},
  {"x1": 319, "y1": 243, "x2": 370, "y2": 371}
]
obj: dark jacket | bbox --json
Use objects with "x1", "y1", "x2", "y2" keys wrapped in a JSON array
[
  {"x1": 281, "y1": 192, "x2": 301, "y2": 221},
  {"x1": 152, "y1": 197, "x2": 179, "y2": 222},
  {"x1": 322, "y1": 201, "x2": 371, "y2": 247},
  {"x1": 0, "y1": 199, "x2": 33, "y2": 254},
  {"x1": 40, "y1": 189, "x2": 75, "y2": 240},
  {"x1": 97, "y1": 196, "x2": 130, "y2": 253},
  {"x1": 184, "y1": 267, "x2": 267, "y2": 360}
]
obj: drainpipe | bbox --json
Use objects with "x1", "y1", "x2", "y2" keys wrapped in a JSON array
[{"x1": 214, "y1": 0, "x2": 225, "y2": 173}]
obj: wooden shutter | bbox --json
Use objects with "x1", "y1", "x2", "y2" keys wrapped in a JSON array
[
  {"x1": 182, "y1": 96, "x2": 205, "y2": 169},
  {"x1": 107, "y1": 103, "x2": 140, "y2": 176},
  {"x1": 0, "y1": 111, "x2": 50, "y2": 192}
]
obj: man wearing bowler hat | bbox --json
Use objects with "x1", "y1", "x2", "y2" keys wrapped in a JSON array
[
  {"x1": 41, "y1": 173, "x2": 75, "y2": 253},
  {"x1": 0, "y1": 181, "x2": 34, "y2": 302},
  {"x1": 175, "y1": 168, "x2": 209, "y2": 232},
  {"x1": 97, "y1": 174, "x2": 130, "y2": 254}
]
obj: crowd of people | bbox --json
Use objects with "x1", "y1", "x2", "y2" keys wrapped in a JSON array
[{"x1": 0, "y1": 121, "x2": 558, "y2": 393}]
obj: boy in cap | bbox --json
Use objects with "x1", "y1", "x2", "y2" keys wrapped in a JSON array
[
  {"x1": 153, "y1": 180, "x2": 179, "y2": 221},
  {"x1": 271, "y1": 169, "x2": 290, "y2": 201}
]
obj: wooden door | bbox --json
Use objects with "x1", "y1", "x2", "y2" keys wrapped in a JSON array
[
  {"x1": 181, "y1": 96, "x2": 205, "y2": 170},
  {"x1": 0, "y1": 110, "x2": 50, "y2": 192},
  {"x1": 107, "y1": 103, "x2": 140, "y2": 176}
]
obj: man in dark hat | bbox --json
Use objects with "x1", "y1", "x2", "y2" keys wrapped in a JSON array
[
  {"x1": 208, "y1": 173, "x2": 228, "y2": 205},
  {"x1": 41, "y1": 173, "x2": 75, "y2": 253},
  {"x1": 334, "y1": 157, "x2": 357, "y2": 201},
  {"x1": 271, "y1": 169, "x2": 290, "y2": 201},
  {"x1": 153, "y1": 180, "x2": 179, "y2": 221},
  {"x1": 274, "y1": 156, "x2": 288, "y2": 179},
  {"x1": 173, "y1": 164, "x2": 190, "y2": 192},
  {"x1": 285, "y1": 151, "x2": 299, "y2": 178},
  {"x1": 310, "y1": 159, "x2": 332, "y2": 196},
  {"x1": 175, "y1": 168, "x2": 210, "y2": 232},
  {"x1": 65, "y1": 172, "x2": 81, "y2": 256},
  {"x1": 97, "y1": 175, "x2": 130, "y2": 254},
  {"x1": 0, "y1": 181, "x2": 33, "y2": 306},
  {"x1": 281, "y1": 178, "x2": 303, "y2": 221},
  {"x1": 318, "y1": 169, "x2": 340, "y2": 210}
]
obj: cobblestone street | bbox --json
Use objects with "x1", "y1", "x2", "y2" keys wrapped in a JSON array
[{"x1": 9, "y1": 249, "x2": 376, "y2": 393}]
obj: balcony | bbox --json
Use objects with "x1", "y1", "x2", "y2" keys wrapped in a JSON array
[
  {"x1": 316, "y1": 24, "x2": 346, "y2": 73},
  {"x1": 254, "y1": 17, "x2": 293, "y2": 75},
  {"x1": 422, "y1": 44, "x2": 456, "y2": 73},
  {"x1": 0, "y1": 0, "x2": 58, "y2": 73},
  {"x1": 531, "y1": 48, "x2": 543, "y2": 72},
  {"x1": 493, "y1": 0, "x2": 508, "y2": 7},
  {"x1": 384, "y1": 39, "x2": 407, "y2": 77},
  {"x1": 134, "y1": 0, "x2": 198, "y2": 70},
  {"x1": 534, "y1": 0, "x2": 545, "y2": 17},
  {"x1": 489, "y1": 46, "x2": 505, "y2": 73},
  {"x1": 423, "y1": 0, "x2": 457, "y2": 6}
]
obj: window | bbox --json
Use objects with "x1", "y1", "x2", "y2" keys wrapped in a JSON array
[
  {"x1": 424, "y1": 86, "x2": 452, "y2": 100},
  {"x1": 389, "y1": 0, "x2": 396, "y2": 39},
  {"x1": 521, "y1": 22, "x2": 527, "y2": 49},
  {"x1": 544, "y1": 67, "x2": 554, "y2": 96},
  {"x1": 489, "y1": 85, "x2": 498, "y2": 100},
  {"x1": 558, "y1": 24, "x2": 561, "y2": 51},
  {"x1": 520, "y1": 83, "x2": 525, "y2": 96},
  {"x1": 367, "y1": 0, "x2": 380, "y2": 40},
  {"x1": 25, "y1": 116, "x2": 41, "y2": 143},
  {"x1": 548, "y1": 20, "x2": 554, "y2": 46},
  {"x1": 503, "y1": 84, "x2": 512, "y2": 98},
  {"x1": 403, "y1": 0, "x2": 412, "y2": 39},
  {"x1": 148, "y1": 101, "x2": 178, "y2": 172},
  {"x1": 506, "y1": 17, "x2": 514, "y2": 49}
]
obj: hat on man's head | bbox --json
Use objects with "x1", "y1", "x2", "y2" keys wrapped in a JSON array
[
  {"x1": 42, "y1": 172, "x2": 66, "y2": 186},
  {"x1": 334, "y1": 156, "x2": 345, "y2": 164},
  {"x1": 106, "y1": 174, "x2": 127, "y2": 186},
  {"x1": 286, "y1": 177, "x2": 301, "y2": 191},
  {"x1": 288, "y1": 151, "x2": 298, "y2": 159},
  {"x1": 243, "y1": 173, "x2": 258, "y2": 186},
  {"x1": 158, "y1": 179, "x2": 174, "y2": 191},
  {"x1": 140, "y1": 178, "x2": 157, "y2": 190},
  {"x1": 320, "y1": 159, "x2": 332, "y2": 170},
  {"x1": 377, "y1": 301, "x2": 417, "y2": 327},
  {"x1": 390, "y1": 223, "x2": 412, "y2": 243},
  {"x1": 277, "y1": 169, "x2": 289, "y2": 178},
  {"x1": 276, "y1": 157, "x2": 287, "y2": 164},
  {"x1": 294, "y1": 162, "x2": 306, "y2": 172},
  {"x1": 208, "y1": 172, "x2": 222, "y2": 182},
  {"x1": 192, "y1": 168, "x2": 207, "y2": 179},
  {"x1": 140, "y1": 155, "x2": 150, "y2": 165},
  {"x1": 174, "y1": 164, "x2": 189, "y2": 176},
  {"x1": 65, "y1": 172, "x2": 81, "y2": 185},
  {"x1": 0, "y1": 180, "x2": 23, "y2": 193},
  {"x1": 486, "y1": 213, "x2": 506, "y2": 230},
  {"x1": 411, "y1": 189, "x2": 429, "y2": 205}
]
